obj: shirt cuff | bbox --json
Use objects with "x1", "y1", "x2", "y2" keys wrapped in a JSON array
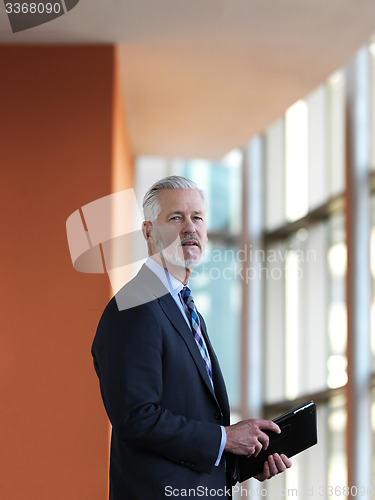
[{"x1": 214, "y1": 426, "x2": 227, "y2": 466}]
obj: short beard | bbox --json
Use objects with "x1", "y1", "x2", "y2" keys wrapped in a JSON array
[
  {"x1": 154, "y1": 230, "x2": 203, "y2": 269},
  {"x1": 161, "y1": 247, "x2": 201, "y2": 269}
]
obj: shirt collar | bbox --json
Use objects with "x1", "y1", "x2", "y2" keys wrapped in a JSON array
[{"x1": 145, "y1": 257, "x2": 187, "y2": 297}]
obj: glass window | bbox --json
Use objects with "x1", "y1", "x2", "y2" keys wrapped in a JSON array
[
  {"x1": 308, "y1": 85, "x2": 329, "y2": 209},
  {"x1": 264, "y1": 118, "x2": 285, "y2": 231},
  {"x1": 328, "y1": 396, "x2": 348, "y2": 493},
  {"x1": 370, "y1": 42, "x2": 375, "y2": 171},
  {"x1": 190, "y1": 242, "x2": 241, "y2": 408},
  {"x1": 372, "y1": 388, "x2": 375, "y2": 485},
  {"x1": 180, "y1": 151, "x2": 242, "y2": 234},
  {"x1": 327, "y1": 214, "x2": 347, "y2": 389},
  {"x1": 371, "y1": 195, "x2": 375, "y2": 371},
  {"x1": 328, "y1": 71, "x2": 346, "y2": 195},
  {"x1": 285, "y1": 100, "x2": 309, "y2": 222},
  {"x1": 263, "y1": 49, "x2": 349, "y2": 500},
  {"x1": 264, "y1": 223, "x2": 330, "y2": 402},
  {"x1": 300, "y1": 223, "x2": 329, "y2": 394},
  {"x1": 264, "y1": 241, "x2": 286, "y2": 403}
]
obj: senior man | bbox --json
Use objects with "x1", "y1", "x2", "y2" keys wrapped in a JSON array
[{"x1": 92, "y1": 176, "x2": 291, "y2": 499}]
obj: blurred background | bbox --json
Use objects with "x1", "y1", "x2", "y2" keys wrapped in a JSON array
[{"x1": 1, "y1": 1, "x2": 375, "y2": 499}]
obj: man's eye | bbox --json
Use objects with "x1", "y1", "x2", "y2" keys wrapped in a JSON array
[{"x1": 170, "y1": 216, "x2": 180, "y2": 221}]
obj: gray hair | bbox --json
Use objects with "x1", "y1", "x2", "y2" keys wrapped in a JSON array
[{"x1": 142, "y1": 175, "x2": 207, "y2": 222}]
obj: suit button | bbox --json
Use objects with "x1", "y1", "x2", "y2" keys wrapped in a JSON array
[{"x1": 214, "y1": 411, "x2": 223, "y2": 420}]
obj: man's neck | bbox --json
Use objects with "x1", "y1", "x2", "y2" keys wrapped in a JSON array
[{"x1": 150, "y1": 254, "x2": 192, "y2": 285}]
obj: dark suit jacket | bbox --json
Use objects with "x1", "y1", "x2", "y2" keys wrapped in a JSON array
[{"x1": 92, "y1": 264, "x2": 235, "y2": 499}]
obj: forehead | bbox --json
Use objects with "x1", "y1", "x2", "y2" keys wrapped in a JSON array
[{"x1": 158, "y1": 189, "x2": 205, "y2": 213}]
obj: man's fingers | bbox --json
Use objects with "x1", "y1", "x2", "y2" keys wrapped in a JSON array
[
  {"x1": 257, "y1": 419, "x2": 281, "y2": 434},
  {"x1": 225, "y1": 418, "x2": 282, "y2": 456},
  {"x1": 257, "y1": 460, "x2": 270, "y2": 481},
  {"x1": 280, "y1": 453, "x2": 292, "y2": 469},
  {"x1": 257, "y1": 430, "x2": 270, "y2": 451},
  {"x1": 254, "y1": 454, "x2": 292, "y2": 482},
  {"x1": 253, "y1": 441, "x2": 263, "y2": 457},
  {"x1": 250, "y1": 419, "x2": 278, "y2": 456},
  {"x1": 271, "y1": 453, "x2": 286, "y2": 473},
  {"x1": 267, "y1": 454, "x2": 279, "y2": 476},
  {"x1": 270, "y1": 453, "x2": 292, "y2": 474}
]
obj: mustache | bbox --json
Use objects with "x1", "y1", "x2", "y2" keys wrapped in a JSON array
[{"x1": 179, "y1": 234, "x2": 202, "y2": 249}]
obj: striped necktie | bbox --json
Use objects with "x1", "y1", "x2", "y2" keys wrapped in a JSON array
[{"x1": 180, "y1": 286, "x2": 213, "y2": 387}]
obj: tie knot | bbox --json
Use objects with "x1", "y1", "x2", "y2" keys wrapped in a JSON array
[
  {"x1": 180, "y1": 286, "x2": 193, "y2": 306},
  {"x1": 181, "y1": 285, "x2": 191, "y2": 296}
]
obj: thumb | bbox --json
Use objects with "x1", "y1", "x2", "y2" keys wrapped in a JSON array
[{"x1": 260, "y1": 419, "x2": 281, "y2": 434}]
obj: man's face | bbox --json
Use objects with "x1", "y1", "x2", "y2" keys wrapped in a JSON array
[{"x1": 151, "y1": 189, "x2": 207, "y2": 269}]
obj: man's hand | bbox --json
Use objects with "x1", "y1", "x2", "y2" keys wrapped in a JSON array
[
  {"x1": 224, "y1": 418, "x2": 280, "y2": 457},
  {"x1": 224, "y1": 419, "x2": 292, "y2": 481},
  {"x1": 254, "y1": 453, "x2": 292, "y2": 481}
]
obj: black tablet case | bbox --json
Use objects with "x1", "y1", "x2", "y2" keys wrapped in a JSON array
[{"x1": 237, "y1": 400, "x2": 317, "y2": 481}]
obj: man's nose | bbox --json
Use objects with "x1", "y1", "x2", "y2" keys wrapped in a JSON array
[{"x1": 181, "y1": 217, "x2": 196, "y2": 233}]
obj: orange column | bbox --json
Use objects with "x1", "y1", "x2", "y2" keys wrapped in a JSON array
[{"x1": 0, "y1": 45, "x2": 133, "y2": 500}]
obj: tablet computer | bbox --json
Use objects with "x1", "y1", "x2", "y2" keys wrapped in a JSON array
[{"x1": 237, "y1": 400, "x2": 317, "y2": 481}]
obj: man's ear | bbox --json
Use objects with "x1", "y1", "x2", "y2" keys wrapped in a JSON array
[{"x1": 142, "y1": 221, "x2": 153, "y2": 241}]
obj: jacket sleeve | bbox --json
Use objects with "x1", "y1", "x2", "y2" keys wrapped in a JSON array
[{"x1": 92, "y1": 300, "x2": 222, "y2": 474}]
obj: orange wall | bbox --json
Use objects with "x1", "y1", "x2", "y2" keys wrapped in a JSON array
[
  {"x1": 0, "y1": 46, "x2": 133, "y2": 500},
  {"x1": 112, "y1": 46, "x2": 134, "y2": 193}
]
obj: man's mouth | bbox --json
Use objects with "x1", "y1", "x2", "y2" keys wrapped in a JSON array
[{"x1": 181, "y1": 238, "x2": 201, "y2": 249}]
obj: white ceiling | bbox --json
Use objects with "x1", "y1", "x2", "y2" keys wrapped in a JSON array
[{"x1": 2, "y1": 0, "x2": 375, "y2": 158}]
